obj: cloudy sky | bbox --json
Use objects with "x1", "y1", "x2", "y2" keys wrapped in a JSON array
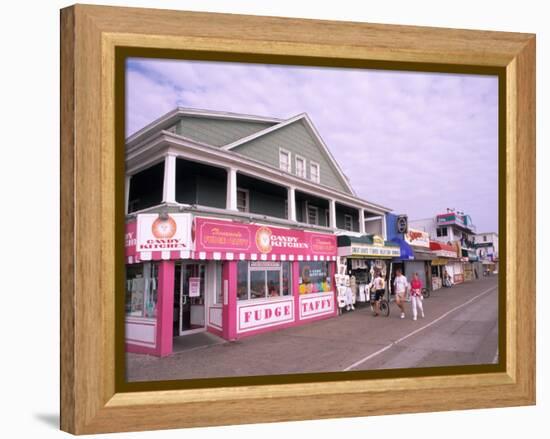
[{"x1": 126, "y1": 58, "x2": 499, "y2": 233}]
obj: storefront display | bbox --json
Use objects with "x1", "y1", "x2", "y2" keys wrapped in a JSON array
[
  {"x1": 125, "y1": 213, "x2": 338, "y2": 356},
  {"x1": 337, "y1": 235, "x2": 399, "y2": 305}
]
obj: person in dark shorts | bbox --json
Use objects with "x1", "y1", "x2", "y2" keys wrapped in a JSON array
[{"x1": 371, "y1": 271, "x2": 385, "y2": 316}]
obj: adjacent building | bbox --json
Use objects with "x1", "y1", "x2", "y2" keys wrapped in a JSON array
[
  {"x1": 409, "y1": 210, "x2": 479, "y2": 284},
  {"x1": 124, "y1": 108, "x2": 393, "y2": 356},
  {"x1": 474, "y1": 232, "x2": 499, "y2": 274}
]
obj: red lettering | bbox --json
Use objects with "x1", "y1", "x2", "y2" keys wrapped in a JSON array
[
  {"x1": 244, "y1": 311, "x2": 252, "y2": 323},
  {"x1": 274, "y1": 307, "x2": 282, "y2": 317},
  {"x1": 265, "y1": 308, "x2": 273, "y2": 319}
]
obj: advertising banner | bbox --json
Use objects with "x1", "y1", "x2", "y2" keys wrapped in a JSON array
[
  {"x1": 125, "y1": 213, "x2": 193, "y2": 263},
  {"x1": 404, "y1": 228, "x2": 430, "y2": 248},
  {"x1": 194, "y1": 217, "x2": 337, "y2": 258}
]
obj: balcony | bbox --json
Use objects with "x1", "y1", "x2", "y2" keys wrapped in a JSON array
[{"x1": 126, "y1": 155, "x2": 377, "y2": 235}]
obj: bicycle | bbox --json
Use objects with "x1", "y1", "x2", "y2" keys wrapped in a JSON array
[{"x1": 369, "y1": 290, "x2": 390, "y2": 317}]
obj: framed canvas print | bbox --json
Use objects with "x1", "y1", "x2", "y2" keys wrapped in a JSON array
[{"x1": 60, "y1": 4, "x2": 535, "y2": 435}]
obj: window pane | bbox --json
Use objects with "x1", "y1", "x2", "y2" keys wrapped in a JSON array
[
  {"x1": 215, "y1": 263, "x2": 223, "y2": 304},
  {"x1": 267, "y1": 270, "x2": 281, "y2": 297},
  {"x1": 308, "y1": 206, "x2": 318, "y2": 224},
  {"x1": 282, "y1": 262, "x2": 291, "y2": 296},
  {"x1": 250, "y1": 270, "x2": 267, "y2": 299},
  {"x1": 125, "y1": 263, "x2": 158, "y2": 317},
  {"x1": 299, "y1": 261, "x2": 331, "y2": 294},
  {"x1": 237, "y1": 261, "x2": 248, "y2": 300}
]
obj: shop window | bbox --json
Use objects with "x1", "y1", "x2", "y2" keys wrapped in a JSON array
[
  {"x1": 298, "y1": 261, "x2": 332, "y2": 294},
  {"x1": 237, "y1": 261, "x2": 292, "y2": 300},
  {"x1": 237, "y1": 188, "x2": 249, "y2": 212},
  {"x1": 279, "y1": 148, "x2": 291, "y2": 172},
  {"x1": 125, "y1": 262, "x2": 158, "y2": 318},
  {"x1": 344, "y1": 214, "x2": 353, "y2": 231},
  {"x1": 436, "y1": 227, "x2": 448, "y2": 237}
]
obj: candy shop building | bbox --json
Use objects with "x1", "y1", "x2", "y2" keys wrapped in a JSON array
[{"x1": 124, "y1": 108, "x2": 392, "y2": 356}]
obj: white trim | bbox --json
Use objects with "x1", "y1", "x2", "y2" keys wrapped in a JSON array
[
  {"x1": 239, "y1": 253, "x2": 246, "y2": 260},
  {"x1": 279, "y1": 147, "x2": 292, "y2": 173},
  {"x1": 226, "y1": 252, "x2": 234, "y2": 260},
  {"x1": 199, "y1": 252, "x2": 206, "y2": 260},
  {"x1": 162, "y1": 153, "x2": 177, "y2": 203},
  {"x1": 295, "y1": 154, "x2": 307, "y2": 179},
  {"x1": 213, "y1": 252, "x2": 222, "y2": 260},
  {"x1": 161, "y1": 251, "x2": 170, "y2": 260},
  {"x1": 226, "y1": 167, "x2": 238, "y2": 211}
]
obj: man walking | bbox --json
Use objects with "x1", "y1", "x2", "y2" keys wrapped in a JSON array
[{"x1": 393, "y1": 269, "x2": 408, "y2": 319}]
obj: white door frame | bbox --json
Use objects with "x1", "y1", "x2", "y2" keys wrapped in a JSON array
[{"x1": 178, "y1": 262, "x2": 207, "y2": 336}]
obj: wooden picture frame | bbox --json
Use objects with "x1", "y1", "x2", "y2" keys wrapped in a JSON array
[{"x1": 60, "y1": 4, "x2": 535, "y2": 434}]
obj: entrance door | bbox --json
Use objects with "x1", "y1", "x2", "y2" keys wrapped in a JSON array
[{"x1": 176, "y1": 263, "x2": 206, "y2": 335}]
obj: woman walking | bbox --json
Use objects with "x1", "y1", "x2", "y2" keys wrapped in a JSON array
[{"x1": 410, "y1": 272, "x2": 425, "y2": 321}]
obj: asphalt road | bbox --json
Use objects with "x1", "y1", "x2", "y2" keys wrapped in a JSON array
[{"x1": 126, "y1": 276, "x2": 499, "y2": 382}]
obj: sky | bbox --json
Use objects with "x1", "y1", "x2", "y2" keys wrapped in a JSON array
[{"x1": 126, "y1": 58, "x2": 499, "y2": 233}]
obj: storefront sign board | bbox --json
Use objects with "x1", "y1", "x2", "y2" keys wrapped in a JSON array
[
  {"x1": 299, "y1": 292, "x2": 334, "y2": 320},
  {"x1": 404, "y1": 228, "x2": 430, "y2": 248},
  {"x1": 237, "y1": 298, "x2": 294, "y2": 333},
  {"x1": 195, "y1": 217, "x2": 337, "y2": 258}
]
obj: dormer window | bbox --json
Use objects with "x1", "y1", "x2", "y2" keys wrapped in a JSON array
[{"x1": 310, "y1": 162, "x2": 320, "y2": 183}]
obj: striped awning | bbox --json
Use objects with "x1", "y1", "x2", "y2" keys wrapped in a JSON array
[{"x1": 127, "y1": 250, "x2": 337, "y2": 264}]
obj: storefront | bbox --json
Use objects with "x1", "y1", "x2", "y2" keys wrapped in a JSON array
[
  {"x1": 125, "y1": 213, "x2": 338, "y2": 356},
  {"x1": 429, "y1": 241, "x2": 458, "y2": 289},
  {"x1": 337, "y1": 235, "x2": 401, "y2": 303},
  {"x1": 403, "y1": 228, "x2": 436, "y2": 292}
]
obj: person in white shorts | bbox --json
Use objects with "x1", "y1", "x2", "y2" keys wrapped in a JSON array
[{"x1": 393, "y1": 269, "x2": 408, "y2": 319}]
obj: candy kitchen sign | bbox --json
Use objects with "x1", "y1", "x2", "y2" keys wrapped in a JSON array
[
  {"x1": 194, "y1": 217, "x2": 337, "y2": 258},
  {"x1": 404, "y1": 228, "x2": 430, "y2": 248},
  {"x1": 125, "y1": 213, "x2": 192, "y2": 261}
]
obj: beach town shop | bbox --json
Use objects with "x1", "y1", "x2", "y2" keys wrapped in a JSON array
[
  {"x1": 124, "y1": 213, "x2": 338, "y2": 356},
  {"x1": 336, "y1": 234, "x2": 401, "y2": 301}
]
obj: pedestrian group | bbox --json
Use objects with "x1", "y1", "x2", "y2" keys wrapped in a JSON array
[{"x1": 371, "y1": 268, "x2": 425, "y2": 320}]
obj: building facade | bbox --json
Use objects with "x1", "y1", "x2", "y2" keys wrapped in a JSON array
[
  {"x1": 474, "y1": 232, "x2": 499, "y2": 274},
  {"x1": 409, "y1": 210, "x2": 478, "y2": 285},
  {"x1": 124, "y1": 108, "x2": 392, "y2": 356}
]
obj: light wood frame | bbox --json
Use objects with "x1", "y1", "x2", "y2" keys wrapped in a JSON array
[{"x1": 60, "y1": 4, "x2": 535, "y2": 435}]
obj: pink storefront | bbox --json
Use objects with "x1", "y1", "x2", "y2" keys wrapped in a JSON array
[{"x1": 125, "y1": 213, "x2": 338, "y2": 357}]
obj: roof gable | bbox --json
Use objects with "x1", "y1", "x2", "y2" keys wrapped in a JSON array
[{"x1": 223, "y1": 114, "x2": 355, "y2": 195}]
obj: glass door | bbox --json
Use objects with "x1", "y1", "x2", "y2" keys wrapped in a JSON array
[{"x1": 178, "y1": 263, "x2": 206, "y2": 335}]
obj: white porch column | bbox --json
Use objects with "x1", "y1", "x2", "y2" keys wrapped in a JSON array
[
  {"x1": 287, "y1": 187, "x2": 296, "y2": 221},
  {"x1": 329, "y1": 199, "x2": 337, "y2": 229},
  {"x1": 125, "y1": 175, "x2": 131, "y2": 214},
  {"x1": 162, "y1": 154, "x2": 176, "y2": 203},
  {"x1": 226, "y1": 167, "x2": 238, "y2": 210},
  {"x1": 358, "y1": 209, "x2": 365, "y2": 234},
  {"x1": 382, "y1": 214, "x2": 387, "y2": 240}
]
